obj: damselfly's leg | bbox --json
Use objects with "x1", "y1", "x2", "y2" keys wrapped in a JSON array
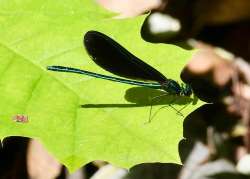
[
  {"x1": 148, "y1": 94, "x2": 168, "y2": 123},
  {"x1": 175, "y1": 102, "x2": 189, "y2": 114},
  {"x1": 150, "y1": 103, "x2": 185, "y2": 122},
  {"x1": 147, "y1": 94, "x2": 183, "y2": 123}
]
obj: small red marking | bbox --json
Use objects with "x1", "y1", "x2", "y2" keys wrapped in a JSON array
[{"x1": 13, "y1": 115, "x2": 28, "y2": 123}]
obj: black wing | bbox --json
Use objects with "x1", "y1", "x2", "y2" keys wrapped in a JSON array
[{"x1": 83, "y1": 31, "x2": 167, "y2": 82}]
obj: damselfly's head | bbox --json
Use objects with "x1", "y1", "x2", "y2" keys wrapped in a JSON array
[{"x1": 180, "y1": 83, "x2": 192, "y2": 96}]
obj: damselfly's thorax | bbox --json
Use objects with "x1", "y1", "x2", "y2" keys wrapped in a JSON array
[
  {"x1": 161, "y1": 80, "x2": 192, "y2": 96},
  {"x1": 161, "y1": 79, "x2": 182, "y2": 95}
]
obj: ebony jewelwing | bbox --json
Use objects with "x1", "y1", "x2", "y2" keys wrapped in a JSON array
[
  {"x1": 47, "y1": 30, "x2": 192, "y2": 96},
  {"x1": 47, "y1": 31, "x2": 192, "y2": 119}
]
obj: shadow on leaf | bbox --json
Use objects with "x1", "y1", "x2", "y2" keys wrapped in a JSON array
[{"x1": 81, "y1": 87, "x2": 194, "y2": 108}]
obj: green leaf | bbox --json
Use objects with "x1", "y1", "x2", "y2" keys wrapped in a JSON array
[{"x1": 0, "y1": 0, "x2": 203, "y2": 172}]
